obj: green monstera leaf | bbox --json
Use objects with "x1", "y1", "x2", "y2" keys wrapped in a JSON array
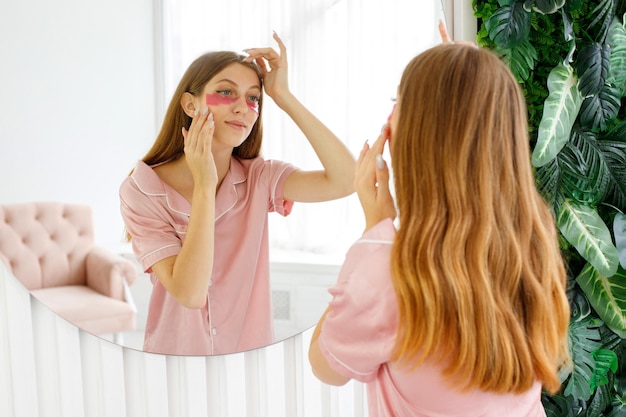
[
  {"x1": 557, "y1": 200, "x2": 619, "y2": 277},
  {"x1": 590, "y1": 349, "x2": 619, "y2": 392},
  {"x1": 576, "y1": 264, "x2": 626, "y2": 338},
  {"x1": 485, "y1": 2, "x2": 531, "y2": 48},
  {"x1": 532, "y1": 62, "x2": 583, "y2": 167},
  {"x1": 497, "y1": 39, "x2": 538, "y2": 81}
]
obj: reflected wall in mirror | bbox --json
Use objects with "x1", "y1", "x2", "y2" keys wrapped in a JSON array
[{"x1": 0, "y1": 0, "x2": 445, "y2": 355}]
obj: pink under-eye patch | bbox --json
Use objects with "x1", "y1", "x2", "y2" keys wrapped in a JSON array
[
  {"x1": 205, "y1": 93, "x2": 259, "y2": 114},
  {"x1": 247, "y1": 100, "x2": 259, "y2": 114},
  {"x1": 206, "y1": 93, "x2": 237, "y2": 106}
]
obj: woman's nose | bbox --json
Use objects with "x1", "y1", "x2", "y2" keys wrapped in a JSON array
[{"x1": 232, "y1": 96, "x2": 249, "y2": 114}]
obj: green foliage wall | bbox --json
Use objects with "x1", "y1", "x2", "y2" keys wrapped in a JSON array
[{"x1": 473, "y1": 0, "x2": 626, "y2": 415}]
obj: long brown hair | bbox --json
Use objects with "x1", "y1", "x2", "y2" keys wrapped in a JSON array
[
  {"x1": 143, "y1": 51, "x2": 264, "y2": 166},
  {"x1": 390, "y1": 44, "x2": 570, "y2": 395}
]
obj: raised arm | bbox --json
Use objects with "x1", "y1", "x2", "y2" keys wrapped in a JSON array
[{"x1": 244, "y1": 33, "x2": 356, "y2": 203}]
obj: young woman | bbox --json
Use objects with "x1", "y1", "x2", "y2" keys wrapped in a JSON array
[
  {"x1": 120, "y1": 33, "x2": 355, "y2": 356},
  {"x1": 309, "y1": 43, "x2": 570, "y2": 416}
]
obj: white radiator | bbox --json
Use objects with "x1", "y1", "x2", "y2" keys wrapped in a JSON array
[{"x1": 0, "y1": 263, "x2": 368, "y2": 417}]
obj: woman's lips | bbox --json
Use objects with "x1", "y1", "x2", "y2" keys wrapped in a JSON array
[{"x1": 225, "y1": 120, "x2": 246, "y2": 130}]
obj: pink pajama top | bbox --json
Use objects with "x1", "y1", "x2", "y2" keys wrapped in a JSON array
[
  {"x1": 319, "y1": 218, "x2": 547, "y2": 417},
  {"x1": 119, "y1": 156, "x2": 296, "y2": 355}
]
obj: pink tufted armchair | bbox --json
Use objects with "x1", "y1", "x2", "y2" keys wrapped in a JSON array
[{"x1": 0, "y1": 202, "x2": 137, "y2": 340}]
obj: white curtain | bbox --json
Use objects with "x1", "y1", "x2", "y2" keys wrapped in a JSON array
[{"x1": 160, "y1": 0, "x2": 443, "y2": 260}]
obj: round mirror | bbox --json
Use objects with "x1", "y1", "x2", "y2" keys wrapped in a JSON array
[{"x1": 0, "y1": 0, "x2": 443, "y2": 355}]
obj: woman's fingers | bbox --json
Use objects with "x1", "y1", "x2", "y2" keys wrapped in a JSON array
[
  {"x1": 244, "y1": 47, "x2": 279, "y2": 57},
  {"x1": 370, "y1": 128, "x2": 388, "y2": 154},
  {"x1": 355, "y1": 131, "x2": 396, "y2": 228},
  {"x1": 184, "y1": 109, "x2": 214, "y2": 156},
  {"x1": 272, "y1": 31, "x2": 287, "y2": 58},
  {"x1": 375, "y1": 155, "x2": 391, "y2": 195},
  {"x1": 356, "y1": 128, "x2": 389, "y2": 191},
  {"x1": 244, "y1": 32, "x2": 287, "y2": 69},
  {"x1": 439, "y1": 19, "x2": 451, "y2": 43},
  {"x1": 438, "y1": 19, "x2": 478, "y2": 47},
  {"x1": 356, "y1": 141, "x2": 369, "y2": 165},
  {"x1": 356, "y1": 126, "x2": 389, "y2": 172},
  {"x1": 244, "y1": 47, "x2": 280, "y2": 68}
]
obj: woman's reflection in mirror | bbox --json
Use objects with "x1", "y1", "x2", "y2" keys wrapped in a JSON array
[{"x1": 120, "y1": 33, "x2": 355, "y2": 355}]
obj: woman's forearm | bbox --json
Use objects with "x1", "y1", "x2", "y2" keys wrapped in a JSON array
[
  {"x1": 276, "y1": 92, "x2": 355, "y2": 198},
  {"x1": 169, "y1": 186, "x2": 216, "y2": 308}
]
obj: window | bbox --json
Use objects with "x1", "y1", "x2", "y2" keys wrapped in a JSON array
[{"x1": 159, "y1": 0, "x2": 443, "y2": 262}]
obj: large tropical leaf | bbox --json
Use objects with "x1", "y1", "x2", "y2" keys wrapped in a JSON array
[
  {"x1": 607, "y1": 14, "x2": 626, "y2": 97},
  {"x1": 603, "y1": 119, "x2": 626, "y2": 141},
  {"x1": 576, "y1": 43, "x2": 611, "y2": 97},
  {"x1": 541, "y1": 393, "x2": 581, "y2": 417},
  {"x1": 535, "y1": 156, "x2": 567, "y2": 213},
  {"x1": 485, "y1": 2, "x2": 531, "y2": 48},
  {"x1": 600, "y1": 147, "x2": 626, "y2": 210},
  {"x1": 614, "y1": 213, "x2": 626, "y2": 269},
  {"x1": 527, "y1": 0, "x2": 566, "y2": 14},
  {"x1": 561, "y1": 7, "x2": 575, "y2": 42},
  {"x1": 564, "y1": 292, "x2": 604, "y2": 401},
  {"x1": 607, "y1": 376, "x2": 626, "y2": 415},
  {"x1": 557, "y1": 200, "x2": 619, "y2": 276},
  {"x1": 586, "y1": 382, "x2": 613, "y2": 417},
  {"x1": 497, "y1": 39, "x2": 538, "y2": 81},
  {"x1": 579, "y1": 84, "x2": 622, "y2": 131},
  {"x1": 598, "y1": 123, "x2": 626, "y2": 210},
  {"x1": 559, "y1": 130, "x2": 611, "y2": 204},
  {"x1": 590, "y1": 349, "x2": 619, "y2": 392},
  {"x1": 588, "y1": 0, "x2": 617, "y2": 42},
  {"x1": 576, "y1": 264, "x2": 626, "y2": 338},
  {"x1": 607, "y1": 400, "x2": 626, "y2": 417},
  {"x1": 532, "y1": 62, "x2": 583, "y2": 167}
]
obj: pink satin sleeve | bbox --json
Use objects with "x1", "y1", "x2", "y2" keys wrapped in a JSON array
[{"x1": 318, "y1": 218, "x2": 398, "y2": 382}]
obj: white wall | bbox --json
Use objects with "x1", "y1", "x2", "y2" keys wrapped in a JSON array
[{"x1": 0, "y1": 0, "x2": 156, "y2": 248}]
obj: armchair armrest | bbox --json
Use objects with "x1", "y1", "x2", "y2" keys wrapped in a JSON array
[{"x1": 85, "y1": 246, "x2": 138, "y2": 301}]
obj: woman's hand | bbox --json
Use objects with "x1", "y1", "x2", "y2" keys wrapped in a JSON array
[
  {"x1": 182, "y1": 109, "x2": 218, "y2": 189},
  {"x1": 438, "y1": 19, "x2": 478, "y2": 47},
  {"x1": 244, "y1": 32, "x2": 290, "y2": 104},
  {"x1": 355, "y1": 126, "x2": 396, "y2": 231}
]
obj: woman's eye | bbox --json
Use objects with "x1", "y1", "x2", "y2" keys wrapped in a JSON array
[
  {"x1": 216, "y1": 89, "x2": 233, "y2": 96},
  {"x1": 248, "y1": 95, "x2": 260, "y2": 103}
]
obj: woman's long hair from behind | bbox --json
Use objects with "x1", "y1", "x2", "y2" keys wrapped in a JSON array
[
  {"x1": 390, "y1": 44, "x2": 570, "y2": 394},
  {"x1": 142, "y1": 51, "x2": 264, "y2": 166}
]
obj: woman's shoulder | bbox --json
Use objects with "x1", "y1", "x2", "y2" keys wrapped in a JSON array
[
  {"x1": 234, "y1": 156, "x2": 297, "y2": 183},
  {"x1": 120, "y1": 160, "x2": 168, "y2": 200},
  {"x1": 336, "y1": 219, "x2": 396, "y2": 297}
]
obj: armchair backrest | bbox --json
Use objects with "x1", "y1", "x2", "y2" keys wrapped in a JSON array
[{"x1": 0, "y1": 202, "x2": 95, "y2": 290}]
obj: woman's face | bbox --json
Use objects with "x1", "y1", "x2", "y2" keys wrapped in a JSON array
[{"x1": 200, "y1": 63, "x2": 261, "y2": 151}]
